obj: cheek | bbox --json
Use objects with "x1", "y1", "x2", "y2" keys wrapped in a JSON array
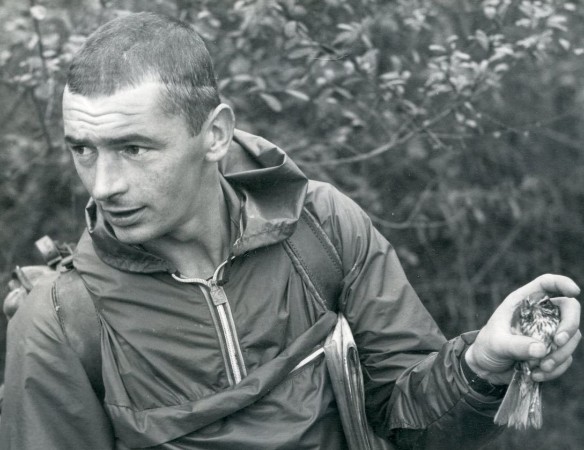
[
  {"x1": 141, "y1": 148, "x2": 204, "y2": 209},
  {"x1": 73, "y1": 161, "x2": 95, "y2": 192},
  {"x1": 144, "y1": 166, "x2": 190, "y2": 208}
]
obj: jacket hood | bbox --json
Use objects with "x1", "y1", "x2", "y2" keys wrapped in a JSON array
[{"x1": 82, "y1": 129, "x2": 308, "y2": 274}]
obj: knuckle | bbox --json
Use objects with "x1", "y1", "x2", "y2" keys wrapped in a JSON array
[
  {"x1": 538, "y1": 273, "x2": 554, "y2": 283},
  {"x1": 565, "y1": 295, "x2": 582, "y2": 309}
]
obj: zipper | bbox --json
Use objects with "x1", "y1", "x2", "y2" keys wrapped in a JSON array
[
  {"x1": 208, "y1": 279, "x2": 243, "y2": 384},
  {"x1": 172, "y1": 259, "x2": 246, "y2": 385}
]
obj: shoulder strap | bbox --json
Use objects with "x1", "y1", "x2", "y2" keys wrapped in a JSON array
[
  {"x1": 283, "y1": 208, "x2": 344, "y2": 312},
  {"x1": 52, "y1": 269, "x2": 104, "y2": 400}
]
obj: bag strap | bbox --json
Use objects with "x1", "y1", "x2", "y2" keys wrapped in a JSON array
[
  {"x1": 283, "y1": 208, "x2": 344, "y2": 312},
  {"x1": 52, "y1": 269, "x2": 104, "y2": 400},
  {"x1": 285, "y1": 209, "x2": 392, "y2": 449}
]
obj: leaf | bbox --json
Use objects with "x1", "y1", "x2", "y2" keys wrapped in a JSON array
[
  {"x1": 334, "y1": 87, "x2": 353, "y2": 99},
  {"x1": 333, "y1": 31, "x2": 358, "y2": 46},
  {"x1": 233, "y1": 74, "x2": 255, "y2": 83},
  {"x1": 285, "y1": 89, "x2": 310, "y2": 102},
  {"x1": 361, "y1": 33, "x2": 373, "y2": 49},
  {"x1": 337, "y1": 23, "x2": 354, "y2": 31},
  {"x1": 287, "y1": 47, "x2": 315, "y2": 59},
  {"x1": 218, "y1": 78, "x2": 231, "y2": 90},
  {"x1": 380, "y1": 71, "x2": 401, "y2": 80},
  {"x1": 30, "y1": 5, "x2": 47, "y2": 21},
  {"x1": 547, "y1": 15, "x2": 568, "y2": 32},
  {"x1": 559, "y1": 39, "x2": 571, "y2": 51},
  {"x1": 483, "y1": 6, "x2": 497, "y2": 20},
  {"x1": 429, "y1": 44, "x2": 446, "y2": 53},
  {"x1": 259, "y1": 93, "x2": 282, "y2": 112},
  {"x1": 475, "y1": 30, "x2": 490, "y2": 51},
  {"x1": 284, "y1": 21, "x2": 297, "y2": 38},
  {"x1": 452, "y1": 51, "x2": 470, "y2": 61},
  {"x1": 255, "y1": 77, "x2": 266, "y2": 91}
]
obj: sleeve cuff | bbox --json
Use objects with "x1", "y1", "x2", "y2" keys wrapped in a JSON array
[{"x1": 460, "y1": 346, "x2": 508, "y2": 398}]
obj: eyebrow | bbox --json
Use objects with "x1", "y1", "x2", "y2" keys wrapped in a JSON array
[{"x1": 64, "y1": 134, "x2": 167, "y2": 147}]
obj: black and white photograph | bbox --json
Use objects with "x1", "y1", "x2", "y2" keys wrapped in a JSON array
[{"x1": 0, "y1": 1, "x2": 583, "y2": 449}]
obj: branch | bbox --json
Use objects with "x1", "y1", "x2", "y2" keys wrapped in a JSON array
[
  {"x1": 29, "y1": 0, "x2": 49, "y2": 82},
  {"x1": 0, "y1": 89, "x2": 28, "y2": 130},
  {"x1": 299, "y1": 104, "x2": 455, "y2": 166},
  {"x1": 481, "y1": 109, "x2": 581, "y2": 134},
  {"x1": 29, "y1": 89, "x2": 54, "y2": 151},
  {"x1": 370, "y1": 212, "x2": 450, "y2": 230},
  {"x1": 531, "y1": 128, "x2": 584, "y2": 151},
  {"x1": 470, "y1": 219, "x2": 524, "y2": 287}
]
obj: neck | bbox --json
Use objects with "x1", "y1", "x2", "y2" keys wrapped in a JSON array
[{"x1": 144, "y1": 179, "x2": 231, "y2": 279}]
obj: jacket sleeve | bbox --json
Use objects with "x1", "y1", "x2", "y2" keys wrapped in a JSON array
[
  {"x1": 305, "y1": 182, "x2": 503, "y2": 449},
  {"x1": 0, "y1": 278, "x2": 115, "y2": 450}
]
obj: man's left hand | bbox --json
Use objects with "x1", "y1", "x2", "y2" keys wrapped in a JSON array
[{"x1": 465, "y1": 274, "x2": 581, "y2": 385}]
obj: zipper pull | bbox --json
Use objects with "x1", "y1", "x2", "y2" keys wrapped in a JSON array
[{"x1": 209, "y1": 281, "x2": 228, "y2": 306}]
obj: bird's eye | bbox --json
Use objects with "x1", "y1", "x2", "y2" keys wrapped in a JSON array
[{"x1": 539, "y1": 298, "x2": 557, "y2": 312}]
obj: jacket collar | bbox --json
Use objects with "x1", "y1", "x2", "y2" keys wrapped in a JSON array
[{"x1": 82, "y1": 129, "x2": 308, "y2": 274}]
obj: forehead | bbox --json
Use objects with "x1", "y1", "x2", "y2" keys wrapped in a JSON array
[
  {"x1": 63, "y1": 81, "x2": 166, "y2": 114},
  {"x1": 62, "y1": 81, "x2": 178, "y2": 138}
]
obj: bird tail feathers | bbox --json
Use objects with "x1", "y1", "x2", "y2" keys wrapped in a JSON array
[{"x1": 494, "y1": 367, "x2": 542, "y2": 430}]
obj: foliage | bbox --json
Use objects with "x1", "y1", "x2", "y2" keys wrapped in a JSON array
[{"x1": 1, "y1": 0, "x2": 584, "y2": 448}]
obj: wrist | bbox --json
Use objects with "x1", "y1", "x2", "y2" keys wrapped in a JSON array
[
  {"x1": 464, "y1": 344, "x2": 494, "y2": 379},
  {"x1": 461, "y1": 346, "x2": 508, "y2": 398}
]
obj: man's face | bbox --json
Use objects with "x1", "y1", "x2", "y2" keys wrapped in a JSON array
[{"x1": 63, "y1": 81, "x2": 213, "y2": 245}]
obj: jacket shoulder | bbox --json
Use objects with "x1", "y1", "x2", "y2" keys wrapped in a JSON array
[
  {"x1": 9, "y1": 273, "x2": 62, "y2": 339},
  {"x1": 304, "y1": 180, "x2": 377, "y2": 256},
  {"x1": 305, "y1": 180, "x2": 371, "y2": 222}
]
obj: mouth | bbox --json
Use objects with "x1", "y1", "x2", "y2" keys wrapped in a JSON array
[{"x1": 102, "y1": 206, "x2": 145, "y2": 227}]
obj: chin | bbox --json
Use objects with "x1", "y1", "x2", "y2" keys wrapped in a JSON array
[{"x1": 112, "y1": 226, "x2": 160, "y2": 246}]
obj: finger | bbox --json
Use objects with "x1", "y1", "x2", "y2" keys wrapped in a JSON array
[
  {"x1": 505, "y1": 274, "x2": 580, "y2": 307},
  {"x1": 497, "y1": 334, "x2": 549, "y2": 361},
  {"x1": 551, "y1": 297, "x2": 581, "y2": 346},
  {"x1": 532, "y1": 356, "x2": 573, "y2": 382},
  {"x1": 540, "y1": 330, "x2": 582, "y2": 371},
  {"x1": 537, "y1": 274, "x2": 580, "y2": 297}
]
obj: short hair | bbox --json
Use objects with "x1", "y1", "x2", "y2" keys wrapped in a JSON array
[{"x1": 66, "y1": 12, "x2": 220, "y2": 135}]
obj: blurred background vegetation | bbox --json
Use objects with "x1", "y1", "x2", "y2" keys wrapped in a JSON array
[{"x1": 1, "y1": 0, "x2": 583, "y2": 448}]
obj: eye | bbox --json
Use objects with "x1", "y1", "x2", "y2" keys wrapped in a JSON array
[
  {"x1": 69, "y1": 145, "x2": 93, "y2": 157},
  {"x1": 541, "y1": 299, "x2": 554, "y2": 310},
  {"x1": 121, "y1": 145, "x2": 147, "y2": 157}
]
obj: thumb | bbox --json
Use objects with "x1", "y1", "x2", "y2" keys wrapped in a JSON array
[{"x1": 502, "y1": 334, "x2": 549, "y2": 361}]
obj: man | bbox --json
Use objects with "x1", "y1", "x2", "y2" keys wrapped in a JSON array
[{"x1": 0, "y1": 12, "x2": 581, "y2": 450}]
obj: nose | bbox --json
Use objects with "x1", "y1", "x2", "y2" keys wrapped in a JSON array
[{"x1": 91, "y1": 152, "x2": 128, "y2": 201}]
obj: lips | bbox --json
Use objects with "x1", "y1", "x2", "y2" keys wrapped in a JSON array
[{"x1": 102, "y1": 206, "x2": 145, "y2": 227}]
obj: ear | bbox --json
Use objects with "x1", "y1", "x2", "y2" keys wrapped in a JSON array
[{"x1": 204, "y1": 104, "x2": 235, "y2": 162}]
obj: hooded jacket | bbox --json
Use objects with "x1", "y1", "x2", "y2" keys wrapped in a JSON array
[{"x1": 0, "y1": 130, "x2": 503, "y2": 449}]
